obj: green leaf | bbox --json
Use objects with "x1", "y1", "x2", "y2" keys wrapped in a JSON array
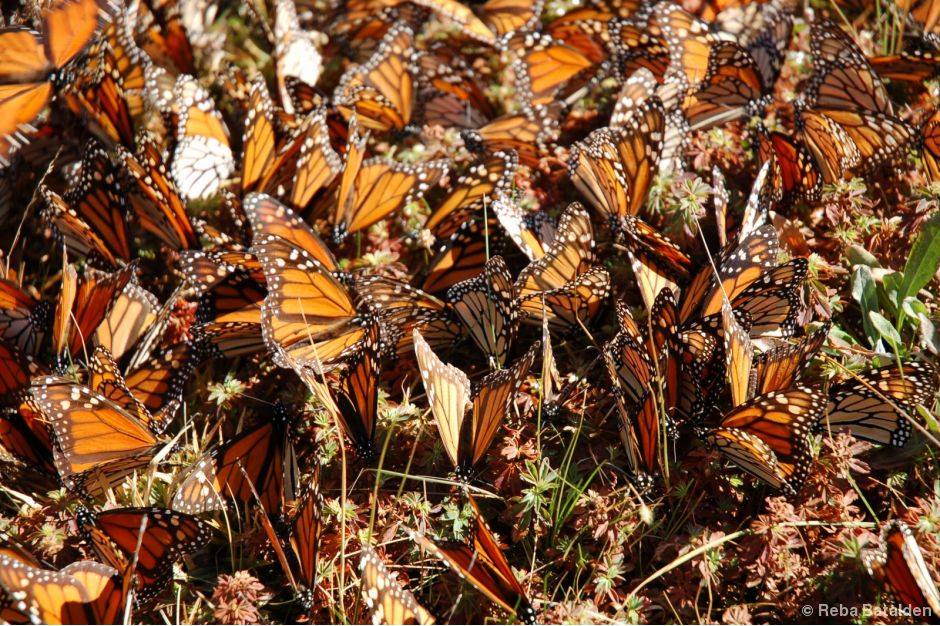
[
  {"x1": 917, "y1": 313, "x2": 938, "y2": 355},
  {"x1": 869, "y1": 310, "x2": 902, "y2": 351},
  {"x1": 846, "y1": 244, "x2": 881, "y2": 268},
  {"x1": 881, "y1": 271, "x2": 902, "y2": 314},
  {"x1": 901, "y1": 296, "x2": 927, "y2": 318},
  {"x1": 830, "y1": 326, "x2": 860, "y2": 347},
  {"x1": 900, "y1": 211, "x2": 940, "y2": 304},
  {"x1": 852, "y1": 266, "x2": 878, "y2": 346}
]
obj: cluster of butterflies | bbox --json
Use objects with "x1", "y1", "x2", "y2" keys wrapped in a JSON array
[{"x1": 0, "y1": 0, "x2": 939, "y2": 622}]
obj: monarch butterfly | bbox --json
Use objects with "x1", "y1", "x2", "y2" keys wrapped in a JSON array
[
  {"x1": 712, "y1": 0, "x2": 792, "y2": 89},
  {"x1": 77, "y1": 506, "x2": 212, "y2": 603},
  {"x1": 751, "y1": 323, "x2": 830, "y2": 396},
  {"x1": 547, "y1": 7, "x2": 617, "y2": 66},
  {"x1": 90, "y1": 12, "x2": 148, "y2": 119},
  {"x1": 333, "y1": 118, "x2": 449, "y2": 242},
  {"x1": 721, "y1": 298, "x2": 754, "y2": 408},
  {"x1": 273, "y1": 0, "x2": 325, "y2": 115},
  {"x1": 421, "y1": 217, "x2": 497, "y2": 295},
  {"x1": 608, "y1": 15, "x2": 671, "y2": 80},
  {"x1": 0, "y1": 278, "x2": 50, "y2": 355},
  {"x1": 923, "y1": 109, "x2": 940, "y2": 181},
  {"x1": 408, "y1": 496, "x2": 536, "y2": 624},
  {"x1": 416, "y1": 41, "x2": 496, "y2": 121},
  {"x1": 330, "y1": 1, "x2": 405, "y2": 53},
  {"x1": 246, "y1": 193, "x2": 376, "y2": 374},
  {"x1": 492, "y1": 192, "x2": 558, "y2": 261},
  {"x1": 0, "y1": 554, "x2": 122, "y2": 625},
  {"x1": 446, "y1": 255, "x2": 518, "y2": 367},
  {"x1": 462, "y1": 0, "x2": 545, "y2": 40},
  {"x1": 173, "y1": 403, "x2": 292, "y2": 515},
  {"x1": 191, "y1": 269, "x2": 266, "y2": 359},
  {"x1": 518, "y1": 267, "x2": 611, "y2": 333},
  {"x1": 59, "y1": 560, "x2": 125, "y2": 625},
  {"x1": 421, "y1": 88, "x2": 490, "y2": 132},
  {"x1": 92, "y1": 281, "x2": 160, "y2": 362},
  {"x1": 59, "y1": 47, "x2": 136, "y2": 151},
  {"x1": 707, "y1": 386, "x2": 825, "y2": 493},
  {"x1": 0, "y1": 396, "x2": 56, "y2": 475},
  {"x1": 0, "y1": 0, "x2": 114, "y2": 165},
  {"x1": 460, "y1": 90, "x2": 561, "y2": 168},
  {"x1": 41, "y1": 144, "x2": 132, "y2": 268},
  {"x1": 357, "y1": 276, "x2": 462, "y2": 358},
  {"x1": 383, "y1": 0, "x2": 497, "y2": 45},
  {"x1": 287, "y1": 483, "x2": 324, "y2": 592},
  {"x1": 31, "y1": 375, "x2": 162, "y2": 496},
  {"x1": 356, "y1": 0, "x2": 544, "y2": 45},
  {"x1": 88, "y1": 346, "x2": 155, "y2": 427},
  {"x1": 713, "y1": 258, "x2": 807, "y2": 339},
  {"x1": 423, "y1": 151, "x2": 518, "y2": 239},
  {"x1": 334, "y1": 23, "x2": 417, "y2": 133},
  {"x1": 413, "y1": 329, "x2": 537, "y2": 481},
  {"x1": 119, "y1": 340, "x2": 198, "y2": 427},
  {"x1": 52, "y1": 264, "x2": 134, "y2": 360},
  {"x1": 260, "y1": 107, "x2": 343, "y2": 212},
  {"x1": 610, "y1": 67, "x2": 658, "y2": 127},
  {"x1": 905, "y1": 0, "x2": 940, "y2": 39},
  {"x1": 181, "y1": 248, "x2": 262, "y2": 294},
  {"x1": 513, "y1": 203, "x2": 611, "y2": 332},
  {"x1": 257, "y1": 479, "x2": 324, "y2": 600},
  {"x1": 513, "y1": 202, "x2": 593, "y2": 283},
  {"x1": 0, "y1": 553, "x2": 82, "y2": 624},
  {"x1": 568, "y1": 98, "x2": 665, "y2": 223},
  {"x1": 869, "y1": 48, "x2": 940, "y2": 83},
  {"x1": 359, "y1": 545, "x2": 436, "y2": 625},
  {"x1": 118, "y1": 134, "x2": 198, "y2": 250},
  {"x1": 88, "y1": 342, "x2": 201, "y2": 433},
  {"x1": 653, "y1": 3, "x2": 767, "y2": 131},
  {"x1": 822, "y1": 361, "x2": 939, "y2": 447},
  {"x1": 167, "y1": 74, "x2": 235, "y2": 201},
  {"x1": 756, "y1": 125, "x2": 821, "y2": 205},
  {"x1": 136, "y1": 0, "x2": 197, "y2": 74},
  {"x1": 331, "y1": 323, "x2": 381, "y2": 457},
  {"x1": 678, "y1": 224, "x2": 779, "y2": 324},
  {"x1": 509, "y1": 36, "x2": 594, "y2": 107},
  {"x1": 243, "y1": 192, "x2": 344, "y2": 276},
  {"x1": 605, "y1": 291, "x2": 691, "y2": 474},
  {"x1": 608, "y1": 67, "x2": 690, "y2": 178},
  {"x1": 619, "y1": 215, "x2": 692, "y2": 314},
  {"x1": 240, "y1": 77, "x2": 278, "y2": 194},
  {"x1": 0, "y1": 339, "x2": 38, "y2": 399},
  {"x1": 863, "y1": 520, "x2": 940, "y2": 619},
  {"x1": 794, "y1": 21, "x2": 916, "y2": 184}
]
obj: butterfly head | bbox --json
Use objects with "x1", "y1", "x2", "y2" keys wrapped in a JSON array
[
  {"x1": 49, "y1": 66, "x2": 76, "y2": 89},
  {"x1": 295, "y1": 586, "x2": 315, "y2": 610},
  {"x1": 354, "y1": 439, "x2": 376, "y2": 462},
  {"x1": 333, "y1": 269, "x2": 354, "y2": 287},
  {"x1": 630, "y1": 471, "x2": 655, "y2": 495},
  {"x1": 332, "y1": 224, "x2": 349, "y2": 245},
  {"x1": 542, "y1": 401, "x2": 563, "y2": 422},
  {"x1": 52, "y1": 353, "x2": 72, "y2": 376},
  {"x1": 75, "y1": 505, "x2": 96, "y2": 532},
  {"x1": 31, "y1": 300, "x2": 53, "y2": 328},
  {"x1": 519, "y1": 601, "x2": 538, "y2": 624},
  {"x1": 392, "y1": 125, "x2": 422, "y2": 143},
  {"x1": 607, "y1": 215, "x2": 630, "y2": 242},
  {"x1": 453, "y1": 463, "x2": 476, "y2": 484},
  {"x1": 692, "y1": 425, "x2": 711, "y2": 443},
  {"x1": 272, "y1": 400, "x2": 291, "y2": 427},
  {"x1": 460, "y1": 129, "x2": 485, "y2": 154}
]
